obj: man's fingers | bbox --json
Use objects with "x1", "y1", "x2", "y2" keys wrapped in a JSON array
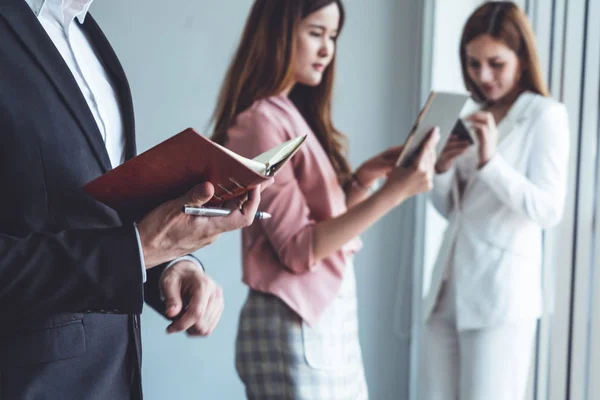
[
  {"x1": 205, "y1": 302, "x2": 224, "y2": 335},
  {"x1": 240, "y1": 187, "x2": 261, "y2": 216},
  {"x1": 167, "y1": 284, "x2": 210, "y2": 334},
  {"x1": 185, "y1": 326, "x2": 204, "y2": 337},
  {"x1": 161, "y1": 272, "x2": 183, "y2": 318},
  {"x1": 222, "y1": 193, "x2": 247, "y2": 211},
  {"x1": 235, "y1": 194, "x2": 249, "y2": 209},
  {"x1": 187, "y1": 289, "x2": 224, "y2": 337},
  {"x1": 204, "y1": 287, "x2": 224, "y2": 333},
  {"x1": 198, "y1": 187, "x2": 262, "y2": 235}
]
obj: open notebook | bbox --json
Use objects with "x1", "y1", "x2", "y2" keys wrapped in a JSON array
[
  {"x1": 214, "y1": 136, "x2": 306, "y2": 176},
  {"x1": 84, "y1": 128, "x2": 306, "y2": 220}
]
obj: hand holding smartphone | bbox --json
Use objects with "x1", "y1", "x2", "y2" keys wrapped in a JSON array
[{"x1": 451, "y1": 119, "x2": 475, "y2": 144}]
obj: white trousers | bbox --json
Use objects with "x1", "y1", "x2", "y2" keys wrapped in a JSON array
[{"x1": 418, "y1": 281, "x2": 537, "y2": 400}]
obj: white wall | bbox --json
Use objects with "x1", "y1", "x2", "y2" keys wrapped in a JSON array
[{"x1": 89, "y1": 0, "x2": 426, "y2": 399}]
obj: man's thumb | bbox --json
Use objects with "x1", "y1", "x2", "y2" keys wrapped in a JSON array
[{"x1": 185, "y1": 182, "x2": 215, "y2": 206}]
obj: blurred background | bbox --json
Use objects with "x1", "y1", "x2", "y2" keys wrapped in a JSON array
[{"x1": 90, "y1": 0, "x2": 600, "y2": 399}]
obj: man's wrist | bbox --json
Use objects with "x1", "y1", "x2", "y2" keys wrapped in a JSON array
[
  {"x1": 138, "y1": 234, "x2": 179, "y2": 269},
  {"x1": 136, "y1": 219, "x2": 173, "y2": 269},
  {"x1": 164, "y1": 256, "x2": 204, "y2": 272},
  {"x1": 159, "y1": 256, "x2": 204, "y2": 301}
]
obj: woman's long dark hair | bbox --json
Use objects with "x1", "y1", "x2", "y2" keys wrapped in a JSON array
[{"x1": 211, "y1": 0, "x2": 352, "y2": 184}]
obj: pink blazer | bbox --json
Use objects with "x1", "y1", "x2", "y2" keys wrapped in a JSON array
[{"x1": 225, "y1": 95, "x2": 362, "y2": 326}]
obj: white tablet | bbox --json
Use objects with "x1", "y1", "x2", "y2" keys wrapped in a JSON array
[{"x1": 396, "y1": 91, "x2": 471, "y2": 167}]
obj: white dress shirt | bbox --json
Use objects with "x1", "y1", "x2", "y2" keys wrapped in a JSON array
[
  {"x1": 25, "y1": 0, "x2": 198, "y2": 281},
  {"x1": 35, "y1": 0, "x2": 125, "y2": 168}
]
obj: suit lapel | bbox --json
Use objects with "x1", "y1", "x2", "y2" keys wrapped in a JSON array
[
  {"x1": 0, "y1": 0, "x2": 112, "y2": 171},
  {"x1": 81, "y1": 14, "x2": 137, "y2": 159},
  {"x1": 495, "y1": 92, "x2": 535, "y2": 152}
]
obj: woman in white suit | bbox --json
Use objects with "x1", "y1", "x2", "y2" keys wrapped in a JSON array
[{"x1": 419, "y1": 2, "x2": 570, "y2": 400}]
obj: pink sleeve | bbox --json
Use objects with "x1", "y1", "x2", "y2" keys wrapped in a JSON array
[{"x1": 227, "y1": 110, "x2": 325, "y2": 274}]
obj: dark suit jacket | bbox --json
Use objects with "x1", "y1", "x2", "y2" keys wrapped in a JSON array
[{"x1": 0, "y1": 0, "x2": 185, "y2": 398}]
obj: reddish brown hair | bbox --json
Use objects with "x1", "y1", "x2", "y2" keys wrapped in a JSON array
[
  {"x1": 211, "y1": 0, "x2": 352, "y2": 184},
  {"x1": 460, "y1": 1, "x2": 549, "y2": 102}
]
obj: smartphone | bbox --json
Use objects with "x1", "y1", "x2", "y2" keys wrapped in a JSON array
[{"x1": 451, "y1": 119, "x2": 474, "y2": 144}]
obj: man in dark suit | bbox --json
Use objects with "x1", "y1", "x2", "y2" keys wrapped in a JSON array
[{"x1": 0, "y1": 0, "x2": 265, "y2": 398}]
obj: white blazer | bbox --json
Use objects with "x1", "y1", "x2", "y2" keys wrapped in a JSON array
[{"x1": 424, "y1": 92, "x2": 570, "y2": 330}]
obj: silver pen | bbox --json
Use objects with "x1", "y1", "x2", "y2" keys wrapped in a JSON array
[{"x1": 183, "y1": 205, "x2": 272, "y2": 220}]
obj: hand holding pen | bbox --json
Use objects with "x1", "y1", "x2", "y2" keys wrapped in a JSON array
[{"x1": 137, "y1": 179, "x2": 273, "y2": 268}]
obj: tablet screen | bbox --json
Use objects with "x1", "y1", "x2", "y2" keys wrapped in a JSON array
[{"x1": 397, "y1": 91, "x2": 471, "y2": 167}]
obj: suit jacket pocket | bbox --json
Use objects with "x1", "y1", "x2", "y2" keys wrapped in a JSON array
[{"x1": 0, "y1": 320, "x2": 85, "y2": 368}]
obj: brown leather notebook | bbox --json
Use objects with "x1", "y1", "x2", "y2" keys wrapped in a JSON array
[{"x1": 84, "y1": 128, "x2": 306, "y2": 220}]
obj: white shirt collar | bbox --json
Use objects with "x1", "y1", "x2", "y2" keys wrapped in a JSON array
[{"x1": 24, "y1": 0, "x2": 95, "y2": 24}]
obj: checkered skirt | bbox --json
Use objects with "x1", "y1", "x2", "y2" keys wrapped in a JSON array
[{"x1": 235, "y1": 262, "x2": 368, "y2": 399}]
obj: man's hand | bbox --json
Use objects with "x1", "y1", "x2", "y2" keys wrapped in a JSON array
[
  {"x1": 160, "y1": 260, "x2": 224, "y2": 336},
  {"x1": 138, "y1": 180, "x2": 271, "y2": 268}
]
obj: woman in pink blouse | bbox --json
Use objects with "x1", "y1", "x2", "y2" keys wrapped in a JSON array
[{"x1": 211, "y1": 1, "x2": 438, "y2": 399}]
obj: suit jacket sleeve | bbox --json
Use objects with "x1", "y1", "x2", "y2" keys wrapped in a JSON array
[
  {"x1": 0, "y1": 226, "x2": 145, "y2": 321},
  {"x1": 476, "y1": 103, "x2": 570, "y2": 228}
]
